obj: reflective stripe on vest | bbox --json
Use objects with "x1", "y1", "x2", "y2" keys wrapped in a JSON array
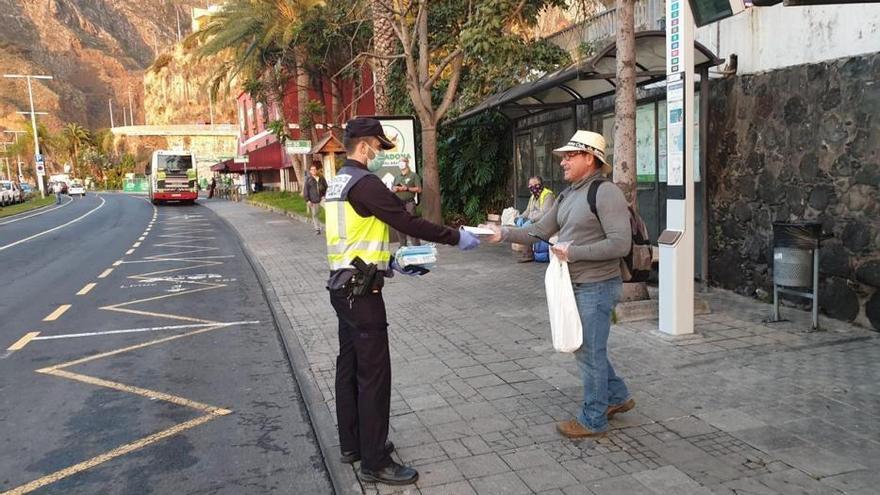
[{"x1": 325, "y1": 168, "x2": 391, "y2": 271}]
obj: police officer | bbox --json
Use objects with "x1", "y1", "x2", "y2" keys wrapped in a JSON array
[{"x1": 326, "y1": 117, "x2": 480, "y2": 485}]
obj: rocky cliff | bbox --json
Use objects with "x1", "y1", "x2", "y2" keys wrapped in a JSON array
[
  {"x1": 143, "y1": 43, "x2": 237, "y2": 127},
  {"x1": 0, "y1": 0, "x2": 206, "y2": 132}
]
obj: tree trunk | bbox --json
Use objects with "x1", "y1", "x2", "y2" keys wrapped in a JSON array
[
  {"x1": 294, "y1": 57, "x2": 311, "y2": 189},
  {"x1": 370, "y1": 0, "x2": 394, "y2": 114},
  {"x1": 613, "y1": 0, "x2": 649, "y2": 302},
  {"x1": 331, "y1": 79, "x2": 343, "y2": 125},
  {"x1": 420, "y1": 125, "x2": 442, "y2": 223}
]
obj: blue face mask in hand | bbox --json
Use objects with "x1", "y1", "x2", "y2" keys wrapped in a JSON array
[
  {"x1": 390, "y1": 258, "x2": 430, "y2": 276},
  {"x1": 457, "y1": 229, "x2": 480, "y2": 251}
]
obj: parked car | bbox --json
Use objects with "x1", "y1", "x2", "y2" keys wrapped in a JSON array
[
  {"x1": 69, "y1": 180, "x2": 86, "y2": 197},
  {"x1": 20, "y1": 184, "x2": 33, "y2": 198},
  {"x1": 0, "y1": 180, "x2": 23, "y2": 206},
  {"x1": 0, "y1": 180, "x2": 24, "y2": 206}
]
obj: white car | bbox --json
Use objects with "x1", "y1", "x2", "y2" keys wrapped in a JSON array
[
  {"x1": 0, "y1": 180, "x2": 22, "y2": 206},
  {"x1": 68, "y1": 181, "x2": 86, "y2": 197}
]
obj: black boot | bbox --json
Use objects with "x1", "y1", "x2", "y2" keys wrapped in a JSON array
[
  {"x1": 340, "y1": 440, "x2": 395, "y2": 464},
  {"x1": 359, "y1": 461, "x2": 418, "y2": 485}
]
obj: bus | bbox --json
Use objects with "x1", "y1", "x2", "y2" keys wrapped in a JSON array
[{"x1": 148, "y1": 150, "x2": 198, "y2": 204}]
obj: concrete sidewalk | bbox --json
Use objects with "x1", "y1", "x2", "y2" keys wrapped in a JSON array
[{"x1": 207, "y1": 199, "x2": 880, "y2": 495}]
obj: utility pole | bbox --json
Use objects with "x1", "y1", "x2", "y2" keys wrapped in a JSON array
[
  {"x1": 209, "y1": 91, "x2": 215, "y2": 129},
  {"x1": 109, "y1": 98, "x2": 115, "y2": 128},
  {"x1": 4, "y1": 73, "x2": 53, "y2": 198},
  {"x1": 128, "y1": 86, "x2": 135, "y2": 126},
  {"x1": 176, "y1": 7, "x2": 182, "y2": 42},
  {"x1": 4, "y1": 130, "x2": 26, "y2": 182}
]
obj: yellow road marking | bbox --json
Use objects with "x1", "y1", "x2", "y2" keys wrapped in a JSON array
[
  {"x1": 132, "y1": 242, "x2": 141, "y2": 248},
  {"x1": 125, "y1": 249, "x2": 135, "y2": 255},
  {"x1": 76, "y1": 283, "x2": 96, "y2": 296},
  {"x1": 113, "y1": 260, "x2": 123, "y2": 266},
  {"x1": 43, "y1": 305, "x2": 71, "y2": 322},
  {"x1": 40, "y1": 369, "x2": 231, "y2": 414},
  {"x1": 98, "y1": 268, "x2": 113, "y2": 278},
  {"x1": 2, "y1": 413, "x2": 227, "y2": 495},
  {"x1": 7, "y1": 332, "x2": 40, "y2": 351}
]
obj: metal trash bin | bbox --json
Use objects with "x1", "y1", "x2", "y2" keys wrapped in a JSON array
[{"x1": 770, "y1": 222, "x2": 824, "y2": 329}]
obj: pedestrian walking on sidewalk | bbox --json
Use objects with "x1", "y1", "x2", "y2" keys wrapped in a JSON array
[
  {"x1": 303, "y1": 162, "x2": 327, "y2": 234},
  {"x1": 484, "y1": 130, "x2": 636, "y2": 438},
  {"x1": 325, "y1": 117, "x2": 480, "y2": 486}
]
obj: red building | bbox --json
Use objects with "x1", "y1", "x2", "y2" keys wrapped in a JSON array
[{"x1": 216, "y1": 69, "x2": 376, "y2": 191}]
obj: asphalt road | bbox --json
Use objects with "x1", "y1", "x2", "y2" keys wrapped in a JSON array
[{"x1": 0, "y1": 193, "x2": 331, "y2": 494}]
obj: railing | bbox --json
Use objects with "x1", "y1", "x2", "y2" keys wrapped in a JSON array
[{"x1": 545, "y1": 0, "x2": 665, "y2": 58}]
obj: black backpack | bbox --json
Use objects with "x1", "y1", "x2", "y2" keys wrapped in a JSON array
[{"x1": 587, "y1": 179, "x2": 652, "y2": 283}]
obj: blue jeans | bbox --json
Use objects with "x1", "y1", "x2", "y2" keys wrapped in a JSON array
[{"x1": 572, "y1": 276, "x2": 629, "y2": 432}]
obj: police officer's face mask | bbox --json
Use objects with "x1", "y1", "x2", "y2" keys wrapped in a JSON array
[{"x1": 364, "y1": 142, "x2": 383, "y2": 172}]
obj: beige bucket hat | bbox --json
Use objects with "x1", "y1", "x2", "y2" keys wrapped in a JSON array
[{"x1": 553, "y1": 130, "x2": 612, "y2": 175}]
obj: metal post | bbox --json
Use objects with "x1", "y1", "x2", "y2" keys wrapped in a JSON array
[
  {"x1": 5, "y1": 74, "x2": 53, "y2": 197},
  {"x1": 109, "y1": 98, "x2": 115, "y2": 128},
  {"x1": 812, "y1": 246, "x2": 819, "y2": 330},
  {"x1": 128, "y1": 87, "x2": 135, "y2": 126},
  {"x1": 699, "y1": 66, "x2": 710, "y2": 292}
]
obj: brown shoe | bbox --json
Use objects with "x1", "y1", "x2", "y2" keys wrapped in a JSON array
[
  {"x1": 556, "y1": 419, "x2": 607, "y2": 439},
  {"x1": 607, "y1": 398, "x2": 635, "y2": 419}
]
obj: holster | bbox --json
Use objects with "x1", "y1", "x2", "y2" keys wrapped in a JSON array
[{"x1": 349, "y1": 256, "x2": 383, "y2": 296}]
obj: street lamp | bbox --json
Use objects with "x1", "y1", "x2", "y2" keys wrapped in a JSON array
[{"x1": 4, "y1": 73, "x2": 53, "y2": 198}]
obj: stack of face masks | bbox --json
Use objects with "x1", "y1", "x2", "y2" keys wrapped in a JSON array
[{"x1": 394, "y1": 244, "x2": 438, "y2": 269}]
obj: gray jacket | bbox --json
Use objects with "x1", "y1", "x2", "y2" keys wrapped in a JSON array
[{"x1": 502, "y1": 170, "x2": 630, "y2": 283}]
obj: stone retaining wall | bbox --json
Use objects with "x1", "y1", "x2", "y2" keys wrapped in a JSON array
[{"x1": 706, "y1": 52, "x2": 880, "y2": 330}]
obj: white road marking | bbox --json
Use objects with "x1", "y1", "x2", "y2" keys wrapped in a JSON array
[
  {"x1": 98, "y1": 268, "x2": 114, "y2": 278},
  {"x1": 125, "y1": 249, "x2": 135, "y2": 255},
  {"x1": 0, "y1": 196, "x2": 73, "y2": 225},
  {"x1": 113, "y1": 260, "x2": 123, "y2": 266},
  {"x1": 132, "y1": 242, "x2": 141, "y2": 248},
  {"x1": 31, "y1": 321, "x2": 260, "y2": 341},
  {"x1": 0, "y1": 196, "x2": 106, "y2": 252}
]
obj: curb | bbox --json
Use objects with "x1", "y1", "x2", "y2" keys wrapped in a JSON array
[
  {"x1": 214, "y1": 205, "x2": 362, "y2": 495},
  {"x1": 246, "y1": 200, "x2": 324, "y2": 227}
]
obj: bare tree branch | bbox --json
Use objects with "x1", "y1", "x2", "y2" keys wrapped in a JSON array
[
  {"x1": 424, "y1": 47, "x2": 462, "y2": 90},
  {"x1": 434, "y1": 53, "x2": 464, "y2": 122}
]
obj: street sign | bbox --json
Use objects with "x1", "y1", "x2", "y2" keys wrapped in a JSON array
[
  {"x1": 285, "y1": 140, "x2": 312, "y2": 154},
  {"x1": 234, "y1": 155, "x2": 250, "y2": 164},
  {"x1": 35, "y1": 154, "x2": 44, "y2": 164},
  {"x1": 35, "y1": 163, "x2": 45, "y2": 176},
  {"x1": 688, "y1": 0, "x2": 744, "y2": 27}
]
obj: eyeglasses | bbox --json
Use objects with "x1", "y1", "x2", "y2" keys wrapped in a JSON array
[{"x1": 561, "y1": 151, "x2": 586, "y2": 161}]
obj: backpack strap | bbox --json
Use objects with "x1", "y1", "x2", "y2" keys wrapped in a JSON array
[{"x1": 587, "y1": 178, "x2": 609, "y2": 226}]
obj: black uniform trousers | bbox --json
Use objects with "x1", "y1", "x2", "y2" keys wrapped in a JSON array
[{"x1": 329, "y1": 287, "x2": 392, "y2": 471}]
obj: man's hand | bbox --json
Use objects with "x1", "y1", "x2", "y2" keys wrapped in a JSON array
[
  {"x1": 550, "y1": 241, "x2": 572, "y2": 262},
  {"x1": 391, "y1": 259, "x2": 428, "y2": 276},
  {"x1": 479, "y1": 223, "x2": 502, "y2": 244}
]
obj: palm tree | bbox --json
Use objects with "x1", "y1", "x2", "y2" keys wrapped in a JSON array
[
  {"x1": 370, "y1": 0, "x2": 396, "y2": 114},
  {"x1": 189, "y1": 0, "x2": 324, "y2": 186},
  {"x1": 63, "y1": 123, "x2": 90, "y2": 179}
]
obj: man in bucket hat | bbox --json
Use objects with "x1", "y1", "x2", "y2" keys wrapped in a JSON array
[{"x1": 484, "y1": 129, "x2": 636, "y2": 437}]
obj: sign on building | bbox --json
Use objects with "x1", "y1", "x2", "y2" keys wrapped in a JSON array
[{"x1": 285, "y1": 140, "x2": 312, "y2": 154}]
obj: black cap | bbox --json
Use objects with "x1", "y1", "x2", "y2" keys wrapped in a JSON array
[{"x1": 344, "y1": 117, "x2": 395, "y2": 150}]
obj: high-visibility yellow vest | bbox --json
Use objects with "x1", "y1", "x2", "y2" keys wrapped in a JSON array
[{"x1": 325, "y1": 166, "x2": 391, "y2": 271}]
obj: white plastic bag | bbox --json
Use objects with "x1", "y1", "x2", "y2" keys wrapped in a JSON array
[
  {"x1": 544, "y1": 247, "x2": 583, "y2": 352},
  {"x1": 501, "y1": 207, "x2": 519, "y2": 226}
]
